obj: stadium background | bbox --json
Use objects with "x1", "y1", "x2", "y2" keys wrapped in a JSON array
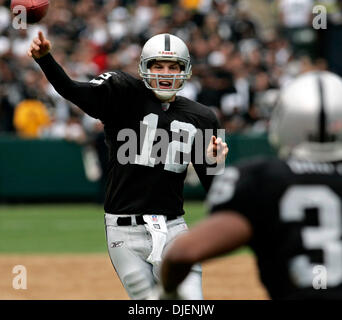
[{"x1": 0, "y1": 0, "x2": 341, "y2": 299}]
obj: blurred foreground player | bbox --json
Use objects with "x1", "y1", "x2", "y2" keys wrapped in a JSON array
[
  {"x1": 27, "y1": 32, "x2": 227, "y2": 300},
  {"x1": 160, "y1": 71, "x2": 342, "y2": 299}
]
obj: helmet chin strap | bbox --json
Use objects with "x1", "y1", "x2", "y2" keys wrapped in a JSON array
[{"x1": 154, "y1": 90, "x2": 176, "y2": 102}]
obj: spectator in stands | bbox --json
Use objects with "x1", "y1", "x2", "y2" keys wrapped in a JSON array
[
  {"x1": 0, "y1": 0, "x2": 333, "y2": 141},
  {"x1": 13, "y1": 99, "x2": 51, "y2": 138},
  {"x1": 277, "y1": 0, "x2": 316, "y2": 57}
]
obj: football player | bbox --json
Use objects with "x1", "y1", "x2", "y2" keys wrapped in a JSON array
[
  {"x1": 28, "y1": 32, "x2": 228, "y2": 300},
  {"x1": 159, "y1": 70, "x2": 342, "y2": 299}
]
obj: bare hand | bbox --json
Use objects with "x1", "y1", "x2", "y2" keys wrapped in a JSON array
[
  {"x1": 206, "y1": 136, "x2": 229, "y2": 164},
  {"x1": 27, "y1": 31, "x2": 51, "y2": 59}
]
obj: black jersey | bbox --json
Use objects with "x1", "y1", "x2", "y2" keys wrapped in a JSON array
[
  {"x1": 208, "y1": 156, "x2": 342, "y2": 299},
  {"x1": 36, "y1": 54, "x2": 219, "y2": 215}
]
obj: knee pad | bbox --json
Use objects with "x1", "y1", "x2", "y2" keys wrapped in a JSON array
[{"x1": 123, "y1": 270, "x2": 154, "y2": 300}]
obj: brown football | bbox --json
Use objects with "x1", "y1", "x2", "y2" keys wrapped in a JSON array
[{"x1": 11, "y1": 0, "x2": 49, "y2": 24}]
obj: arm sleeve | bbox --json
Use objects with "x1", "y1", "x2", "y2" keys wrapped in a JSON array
[
  {"x1": 191, "y1": 111, "x2": 222, "y2": 192},
  {"x1": 35, "y1": 53, "x2": 112, "y2": 120},
  {"x1": 192, "y1": 164, "x2": 215, "y2": 193}
]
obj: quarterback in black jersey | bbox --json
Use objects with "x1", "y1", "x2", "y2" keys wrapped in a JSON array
[
  {"x1": 159, "y1": 70, "x2": 342, "y2": 300},
  {"x1": 28, "y1": 32, "x2": 228, "y2": 300}
]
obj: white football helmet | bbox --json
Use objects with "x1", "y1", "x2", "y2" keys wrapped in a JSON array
[
  {"x1": 139, "y1": 33, "x2": 192, "y2": 101},
  {"x1": 269, "y1": 71, "x2": 342, "y2": 161}
]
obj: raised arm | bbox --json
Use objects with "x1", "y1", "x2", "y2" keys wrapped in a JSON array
[{"x1": 28, "y1": 31, "x2": 110, "y2": 120}]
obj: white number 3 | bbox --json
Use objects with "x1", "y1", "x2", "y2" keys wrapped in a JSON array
[{"x1": 280, "y1": 186, "x2": 342, "y2": 288}]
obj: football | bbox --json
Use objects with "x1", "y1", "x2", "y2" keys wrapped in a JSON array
[{"x1": 11, "y1": 0, "x2": 49, "y2": 24}]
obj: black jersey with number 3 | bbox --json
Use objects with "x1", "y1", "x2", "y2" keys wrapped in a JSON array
[
  {"x1": 36, "y1": 54, "x2": 219, "y2": 216},
  {"x1": 208, "y1": 156, "x2": 342, "y2": 299}
]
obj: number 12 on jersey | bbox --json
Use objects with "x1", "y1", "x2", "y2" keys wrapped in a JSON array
[{"x1": 134, "y1": 113, "x2": 197, "y2": 173}]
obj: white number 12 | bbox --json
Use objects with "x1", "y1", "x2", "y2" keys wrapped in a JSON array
[{"x1": 134, "y1": 113, "x2": 197, "y2": 173}]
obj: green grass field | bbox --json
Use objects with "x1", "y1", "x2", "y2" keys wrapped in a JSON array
[
  {"x1": 0, "y1": 201, "x2": 250, "y2": 255},
  {"x1": 0, "y1": 202, "x2": 205, "y2": 253}
]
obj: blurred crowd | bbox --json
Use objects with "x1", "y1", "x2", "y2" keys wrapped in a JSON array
[{"x1": 1, "y1": 0, "x2": 342, "y2": 141}]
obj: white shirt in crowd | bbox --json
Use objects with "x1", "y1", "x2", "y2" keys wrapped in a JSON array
[{"x1": 279, "y1": 0, "x2": 314, "y2": 28}]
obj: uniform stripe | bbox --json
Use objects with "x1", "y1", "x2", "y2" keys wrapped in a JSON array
[
  {"x1": 165, "y1": 34, "x2": 170, "y2": 51},
  {"x1": 317, "y1": 75, "x2": 326, "y2": 143}
]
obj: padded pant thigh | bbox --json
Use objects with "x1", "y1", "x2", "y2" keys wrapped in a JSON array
[
  {"x1": 108, "y1": 246, "x2": 155, "y2": 300},
  {"x1": 106, "y1": 227, "x2": 155, "y2": 300}
]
